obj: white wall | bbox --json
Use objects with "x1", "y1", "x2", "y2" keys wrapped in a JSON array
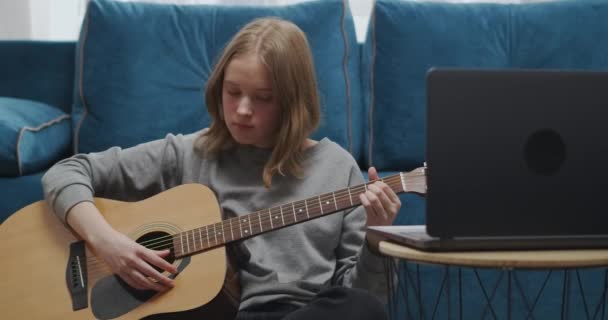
[
  {"x1": 0, "y1": 0, "x2": 31, "y2": 40},
  {"x1": 0, "y1": 0, "x2": 86, "y2": 40}
]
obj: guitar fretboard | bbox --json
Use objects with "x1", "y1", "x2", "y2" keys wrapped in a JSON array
[{"x1": 171, "y1": 173, "x2": 406, "y2": 258}]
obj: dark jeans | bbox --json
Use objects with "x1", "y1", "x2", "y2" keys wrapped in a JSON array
[{"x1": 235, "y1": 286, "x2": 388, "y2": 320}]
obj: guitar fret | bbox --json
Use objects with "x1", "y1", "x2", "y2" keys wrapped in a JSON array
[
  {"x1": 205, "y1": 225, "x2": 210, "y2": 248},
  {"x1": 222, "y1": 223, "x2": 226, "y2": 243},
  {"x1": 184, "y1": 231, "x2": 189, "y2": 254},
  {"x1": 189, "y1": 230, "x2": 194, "y2": 252},
  {"x1": 333, "y1": 192, "x2": 338, "y2": 210},
  {"x1": 229, "y1": 218, "x2": 234, "y2": 241},
  {"x1": 318, "y1": 195, "x2": 324, "y2": 215},
  {"x1": 347, "y1": 188, "x2": 353, "y2": 205},
  {"x1": 185, "y1": 231, "x2": 190, "y2": 254},
  {"x1": 213, "y1": 223, "x2": 217, "y2": 245},
  {"x1": 239, "y1": 219, "x2": 243, "y2": 238},
  {"x1": 198, "y1": 227, "x2": 203, "y2": 249},
  {"x1": 280, "y1": 206, "x2": 285, "y2": 225},
  {"x1": 258, "y1": 212, "x2": 263, "y2": 232},
  {"x1": 292, "y1": 203, "x2": 297, "y2": 222},
  {"x1": 269, "y1": 208, "x2": 274, "y2": 229},
  {"x1": 180, "y1": 233, "x2": 184, "y2": 255},
  {"x1": 304, "y1": 199, "x2": 310, "y2": 218},
  {"x1": 195, "y1": 230, "x2": 200, "y2": 251}
]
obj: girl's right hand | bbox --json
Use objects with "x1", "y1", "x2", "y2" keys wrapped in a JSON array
[
  {"x1": 91, "y1": 228, "x2": 178, "y2": 292},
  {"x1": 66, "y1": 201, "x2": 177, "y2": 291}
]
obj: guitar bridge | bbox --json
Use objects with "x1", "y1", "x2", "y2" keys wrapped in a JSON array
[{"x1": 66, "y1": 241, "x2": 88, "y2": 311}]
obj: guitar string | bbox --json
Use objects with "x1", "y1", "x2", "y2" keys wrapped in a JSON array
[
  {"x1": 139, "y1": 175, "x2": 404, "y2": 247},
  {"x1": 82, "y1": 182, "x2": 392, "y2": 274},
  {"x1": 83, "y1": 175, "x2": 417, "y2": 273},
  {"x1": 134, "y1": 174, "x2": 418, "y2": 250},
  {"x1": 84, "y1": 174, "x2": 422, "y2": 273},
  {"x1": 84, "y1": 178, "x2": 418, "y2": 277},
  {"x1": 83, "y1": 175, "x2": 420, "y2": 274},
  {"x1": 84, "y1": 176, "x2": 405, "y2": 261}
]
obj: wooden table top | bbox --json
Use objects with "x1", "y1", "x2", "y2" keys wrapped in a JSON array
[{"x1": 379, "y1": 241, "x2": 608, "y2": 269}]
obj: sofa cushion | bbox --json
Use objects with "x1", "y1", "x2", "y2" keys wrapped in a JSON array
[
  {"x1": 0, "y1": 172, "x2": 46, "y2": 223},
  {"x1": 363, "y1": 0, "x2": 510, "y2": 171},
  {"x1": 0, "y1": 41, "x2": 75, "y2": 114},
  {"x1": 73, "y1": 0, "x2": 361, "y2": 161},
  {"x1": 0, "y1": 97, "x2": 71, "y2": 176},
  {"x1": 363, "y1": 0, "x2": 608, "y2": 171},
  {"x1": 510, "y1": 0, "x2": 608, "y2": 68}
]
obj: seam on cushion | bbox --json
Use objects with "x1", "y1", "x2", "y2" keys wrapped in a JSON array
[
  {"x1": 341, "y1": 0, "x2": 353, "y2": 155},
  {"x1": 368, "y1": 1, "x2": 377, "y2": 168},
  {"x1": 16, "y1": 114, "x2": 71, "y2": 176},
  {"x1": 74, "y1": 3, "x2": 92, "y2": 155}
]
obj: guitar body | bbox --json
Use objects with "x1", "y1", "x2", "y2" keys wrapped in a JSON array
[{"x1": 0, "y1": 184, "x2": 238, "y2": 320}]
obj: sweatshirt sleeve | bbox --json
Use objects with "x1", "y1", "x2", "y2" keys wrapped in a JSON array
[
  {"x1": 42, "y1": 133, "x2": 190, "y2": 225},
  {"x1": 331, "y1": 163, "x2": 392, "y2": 302}
]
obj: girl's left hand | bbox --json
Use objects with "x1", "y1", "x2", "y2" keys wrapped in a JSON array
[{"x1": 359, "y1": 167, "x2": 402, "y2": 226}]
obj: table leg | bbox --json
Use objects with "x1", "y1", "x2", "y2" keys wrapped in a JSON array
[
  {"x1": 575, "y1": 270, "x2": 592, "y2": 320},
  {"x1": 459, "y1": 268, "x2": 463, "y2": 320},
  {"x1": 508, "y1": 269, "x2": 512, "y2": 320},
  {"x1": 473, "y1": 268, "x2": 499, "y2": 320},
  {"x1": 430, "y1": 266, "x2": 449, "y2": 320},
  {"x1": 561, "y1": 269, "x2": 570, "y2": 320},
  {"x1": 513, "y1": 270, "x2": 552, "y2": 320}
]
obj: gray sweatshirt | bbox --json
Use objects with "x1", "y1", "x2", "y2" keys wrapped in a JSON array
[{"x1": 42, "y1": 131, "x2": 388, "y2": 310}]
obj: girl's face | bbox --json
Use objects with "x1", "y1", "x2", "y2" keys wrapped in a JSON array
[{"x1": 222, "y1": 54, "x2": 281, "y2": 148}]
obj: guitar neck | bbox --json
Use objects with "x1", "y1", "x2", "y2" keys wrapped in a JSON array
[{"x1": 172, "y1": 173, "x2": 407, "y2": 258}]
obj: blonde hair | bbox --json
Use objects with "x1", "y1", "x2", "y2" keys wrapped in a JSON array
[{"x1": 195, "y1": 17, "x2": 321, "y2": 188}]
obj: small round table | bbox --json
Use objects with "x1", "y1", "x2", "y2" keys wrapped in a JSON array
[{"x1": 379, "y1": 241, "x2": 608, "y2": 320}]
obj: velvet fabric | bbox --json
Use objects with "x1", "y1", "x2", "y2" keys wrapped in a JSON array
[
  {"x1": 0, "y1": 97, "x2": 71, "y2": 176},
  {"x1": 73, "y1": 0, "x2": 362, "y2": 161},
  {"x1": 0, "y1": 41, "x2": 75, "y2": 113},
  {"x1": 0, "y1": 172, "x2": 45, "y2": 223},
  {"x1": 364, "y1": 0, "x2": 608, "y2": 171}
]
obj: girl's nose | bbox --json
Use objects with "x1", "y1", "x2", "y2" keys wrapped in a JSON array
[{"x1": 236, "y1": 97, "x2": 253, "y2": 116}]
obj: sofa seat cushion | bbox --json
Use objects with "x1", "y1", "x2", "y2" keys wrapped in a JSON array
[
  {"x1": 0, "y1": 172, "x2": 46, "y2": 223},
  {"x1": 363, "y1": 0, "x2": 608, "y2": 171},
  {"x1": 73, "y1": 0, "x2": 361, "y2": 159},
  {"x1": 0, "y1": 97, "x2": 71, "y2": 176}
]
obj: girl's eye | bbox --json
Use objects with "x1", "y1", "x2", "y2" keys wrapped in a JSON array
[
  {"x1": 227, "y1": 91, "x2": 241, "y2": 97},
  {"x1": 256, "y1": 96, "x2": 272, "y2": 102}
]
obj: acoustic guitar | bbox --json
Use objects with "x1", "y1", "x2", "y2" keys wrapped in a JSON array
[{"x1": 0, "y1": 167, "x2": 426, "y2": 319}]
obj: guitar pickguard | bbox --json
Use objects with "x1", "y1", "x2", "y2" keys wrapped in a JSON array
[{"x1": 90, "y1": 256, "x2": 191, "y2": 320}]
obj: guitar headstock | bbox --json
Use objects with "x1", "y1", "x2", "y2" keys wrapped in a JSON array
[{"x1": 400, "y1": 164, "x2": 427, "y2": 196}]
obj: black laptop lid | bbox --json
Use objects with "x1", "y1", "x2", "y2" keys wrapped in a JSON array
[{"x1": 426, "y1": 68, "x2": 608, "y2": 238}]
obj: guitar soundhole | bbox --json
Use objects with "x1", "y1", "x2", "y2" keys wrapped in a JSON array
[{"x1": 136, "y1": 231, "x2": 175, "y2": 270}]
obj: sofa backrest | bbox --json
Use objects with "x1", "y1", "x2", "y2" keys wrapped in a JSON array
[
  {"x1": 363, "y1": 0, "x2": 608, "y2": 171},
  {"x1": 72, "y1": 0, "x2": 363, "y2": 162},
  {"x1": 0, "y1": 41, "x2": 75, "y2": 114},
  {"x1": 3, "y1": 0, "x2": 607, "y2": 175}
]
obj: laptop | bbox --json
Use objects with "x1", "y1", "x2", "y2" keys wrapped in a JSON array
[{"x1": 368, "y1": 68, "x2": 608, "y2": 251}]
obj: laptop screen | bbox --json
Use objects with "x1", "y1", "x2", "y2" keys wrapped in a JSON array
[{"x1": 425, "y1": 68, "x2": 608, "y2": 238}]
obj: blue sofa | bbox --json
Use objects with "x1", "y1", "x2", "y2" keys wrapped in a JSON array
[{"x1": 1, "y1": 0, "x2": 606, "y2": 318}]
